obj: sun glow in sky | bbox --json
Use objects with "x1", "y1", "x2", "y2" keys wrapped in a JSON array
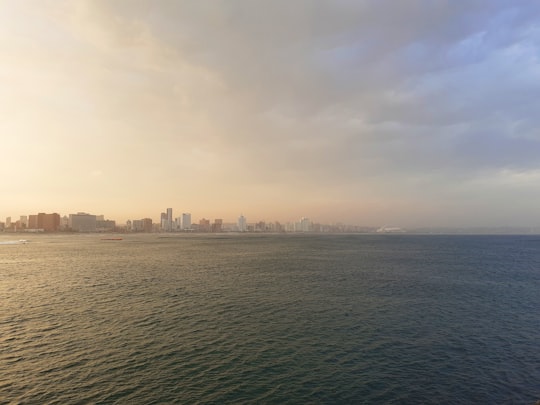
[{"x1": 1, "y1": 1, "x2": 540, "y2": 227}]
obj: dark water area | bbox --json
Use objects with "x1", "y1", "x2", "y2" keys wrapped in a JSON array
[{"x1": 1, "y1": 234, "x2": 539, "y2": 404}]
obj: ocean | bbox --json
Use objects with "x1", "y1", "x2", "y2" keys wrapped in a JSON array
[{"x1": 1, "y1": 233, "x2": 539, "y2": 404}]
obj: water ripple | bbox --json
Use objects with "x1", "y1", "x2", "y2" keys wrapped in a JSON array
[{"x1": 1, "y1": 234, "x2": 539, "y2": 403}]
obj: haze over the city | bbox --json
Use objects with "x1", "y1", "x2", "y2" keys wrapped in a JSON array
[{"x1": 2, "y1": 1, "x2": 539, "y2": 227}]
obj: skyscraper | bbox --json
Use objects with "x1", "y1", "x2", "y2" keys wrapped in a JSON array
[
  {"x1": 142, "y1": 218, "x2": 152, "y2": 232},
  {"x1": 37, "y1": 213, "x2": 60, "y2": 232},
  {"x1": 69, "y1": 213, "x2": 96, "y2": 232},
  {"x1": 160, "y1": 212, "x2": 167, "y2": 230},
  {"x1": 238, "y1": 215, "x2": 247, "y2": 232},
  {"x1": 212, "y1": 219, "x2": 223, "y2": 232},
  {"x1": 199, "y1": 218, "x2": 210, "y2": 232},
  {"x1": 182, "y1": 213, "x2": 191, "y2": 230},
  {"x1": 299, "y1": 217, "x2": 312, "y2": 232},
  {"x1": 28, "y1": 215, "x2": 38, "y2": 229},
  {"x1": 166, "y1": 208, "x2": 173, "y2": 231}
]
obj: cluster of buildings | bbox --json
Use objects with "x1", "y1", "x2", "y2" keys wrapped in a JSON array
[
  {"x1": 127, "y1": 210, "x2": 318, "y2": 233},
  {"x1": 1, "y1": 212, "x2": 116, "y2": 233},
  {"x1": 1, "y1": 208, "x2": 373, "y2": 234}
]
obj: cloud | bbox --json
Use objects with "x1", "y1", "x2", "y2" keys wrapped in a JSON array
[{"x1": 1, "y1": 0, "x2": 540, "y2": 226}]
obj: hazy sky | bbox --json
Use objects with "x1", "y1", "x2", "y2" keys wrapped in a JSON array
[{"x1": 2, "y1": 1, "x2": 540, "y2": 227}]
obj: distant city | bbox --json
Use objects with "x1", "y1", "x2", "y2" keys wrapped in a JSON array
[
  {"x1": 0, "y1": 209, "x2": 377, "y2": 234},
  {"x1": 1, "y1": 209, "x2": 540, "y2": 235}
]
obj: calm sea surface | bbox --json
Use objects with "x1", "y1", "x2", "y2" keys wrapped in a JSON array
[{"x1": 1, "y1": 234, "x2": 539, "y2": 404}]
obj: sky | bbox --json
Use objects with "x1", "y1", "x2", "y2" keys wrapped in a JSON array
[{"x1": 1, "y1": 0, "x2": 540, "y2": 227}]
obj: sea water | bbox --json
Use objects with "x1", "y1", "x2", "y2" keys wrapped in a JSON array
[{"x1": 1, "y1": 234, "x2": 539, "y2": 404}]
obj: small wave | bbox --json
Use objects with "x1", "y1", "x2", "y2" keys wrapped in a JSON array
[{"x1": 0, "y1": 240, "x2": 29, "y2": 245}]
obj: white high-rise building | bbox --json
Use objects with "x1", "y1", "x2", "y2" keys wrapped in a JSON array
[
  {"x1": 298, "y1": 217, "x2": 312, "y2": 232},
  {"x1": 238, "y1": 215, "x2": 247, "y2": 232},
  {"x1": 182, "y1": 213, "x2": 191, "y2": 230}
]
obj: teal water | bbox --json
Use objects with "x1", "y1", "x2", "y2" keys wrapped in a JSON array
[{"x1": 1, "y1": 234, "x2": 539, "y2": 403}]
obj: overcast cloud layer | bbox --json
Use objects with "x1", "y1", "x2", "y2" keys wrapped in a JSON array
[{"x1": 1, "y1": 1, "x2": 540, "y2": 227}]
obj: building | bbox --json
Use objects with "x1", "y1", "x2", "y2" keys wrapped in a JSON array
[
  {"x1": 160, "y1": 212, "x2": 167, "y2": 230},
  {"x1": 38, "y1": 213, "x2": 60, "y2": 232},
  {"x1": 166, "y1": 208, "x2": 173, "y2": 231},
  {"x1": 132, "y1": 219, "x2": 144, "y2": 232},
  {"x1": 96, "y1": 219, "x2": 116, "y2": 232},
  {"x1": 28, "y1": 215, "x2": 38, "y2": 229},
  {"x1": 160, "y1": 208, "x2": 173, "y2": 231},
  {"x1": 26, "y1": 213, "x2": 60, "y2": 231},
  {"x1": 142, "y1": 218, "x2": 153, "y2": 232},
  {"x1": 298, "y1": 217, "x2": 312, "y2": 232},
  {"x1": 199, "y1": 218, "x2": 210, "y2": 232},
  {"x1": 69, "y1": 213, "x2": 97, "y2": 232},
  {"x1": 132, "y1": 218, "x2": 153, "y2": 232},
  {"x1": 131, "y1": 219, "x2": 144, "y2": 232},
  {"x1": 238, "y1": 215, "x2": 247, "y2": 232},
  {"x1": 182, "y1": 213, "x2": 191, "y2": 230},
  {"x1": 212, "y1": 219, "x2": 223, "y2": 232}
]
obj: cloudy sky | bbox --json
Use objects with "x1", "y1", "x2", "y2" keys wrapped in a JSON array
[{"x1": 1, "y1": 0, "x2": 540, "y2": 227}]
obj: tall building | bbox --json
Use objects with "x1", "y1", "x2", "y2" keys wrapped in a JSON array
[
  {"x1": 28, "y1": 215, "x2": 38, "y2": 229},
  {"x1": 160, "y1": 209, "x2": 173, "y2": 231},
  {"x1": 96, "y1": 219, "x2": 116, "y2": 232},
  {"x1": 26, "y1": 213, "x2": 60, "y2": 231},
  {"x1": 299, "y1": 217, "x2": 312, "y2": 232},
  {"x1": 142, "y1": 218, "x2": 153, "y2": 232},
  {"x1": 69, "y1": 213, "x2": 97, "y2": 232},
  {"x1": 160, "y1": 212, "x2": 167, "y2": 230},
  {"x1": 38, "y1": 213, "x2": 60, "y2": 232},
  {"x1": 61, "y1": 216, "x2": 69, "y2": 230},
  {"x1": 199, "y1": 218, "x2": 210, "y2": 232},
  {"x1": 166, "y1": 208, "x2": 173, "y2": 231},
  {"x1": 132, "y1": 218, "x2": 153, "y2": 232},
  {"x1": 238, "y1": 215, "x2": 247, "y2": 232},
  {"x1": 20, "y1": 216, "x2": 28, "y2": 228},
  {"x1": 5, "y1": 217, "x2": 11, "y2": 228},
  {"x1": 182, "y1": 213, "x2": 191, "y2": 230},
  {"x1": 212, "y1": 219, "x2": 223, "y2": 232}
]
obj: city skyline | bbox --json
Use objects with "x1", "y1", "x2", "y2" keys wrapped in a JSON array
[
  {"x1": 1, "y1": 207, "x2": 331, "y2": 230},
  {"x1": 2, "y1": 207, "x2": 362, "y2": 234},
  {"x1": 2, "y1": 2, "x2": 540, "y2": 228}
]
